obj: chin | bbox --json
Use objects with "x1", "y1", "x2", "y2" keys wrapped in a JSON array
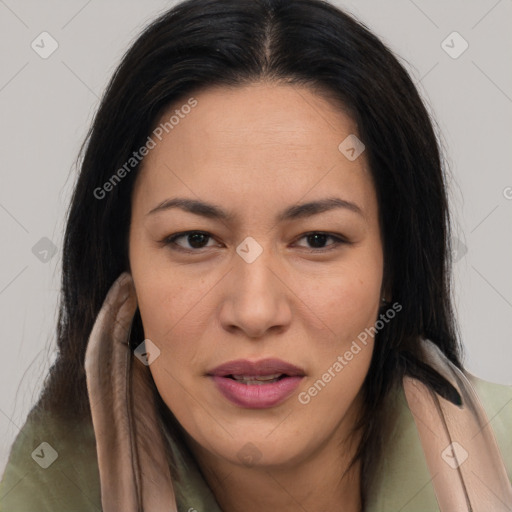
[{"x1": 197, "y1": 427, "x2": 316, "y2": 470}]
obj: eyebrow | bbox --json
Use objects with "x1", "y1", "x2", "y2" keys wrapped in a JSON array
[{"x1": 146, "y1": 196, "x2": 364, "y2": 222}]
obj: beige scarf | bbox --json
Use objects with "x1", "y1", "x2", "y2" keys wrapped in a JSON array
[{"x1": 84, "y1": 272, "x2": 512, "y2": 511}]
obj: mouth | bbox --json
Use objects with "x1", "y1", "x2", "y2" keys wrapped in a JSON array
[
  {"x1": 225, "y1": 373, "x2": 288, "y2": 384},
  {"x1": 207, "y1": 359, "x2": 305, "y2": 409}
]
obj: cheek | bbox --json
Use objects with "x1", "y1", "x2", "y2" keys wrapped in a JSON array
[
  {"x1": 299, "y1": 251, "x2": 383, "y2": 336},
  {"x1": 132, "y1": 267, "x2": 200, "y2": 337},
  {"x1": 342, "y1": 242, "x2": 383, "y2": 314},
  {"x1": 133, "y1": 281, "x2": 172, "y2": 339},
  {"x1": 129, "y1": 226, "x2": 178, "y2": 331},
  {"x1": 134, "y1": 277, "x2": 203, "y2": 418},
  {"x1": 132, "y1": 269, "x2": 213, "y2": 378}
]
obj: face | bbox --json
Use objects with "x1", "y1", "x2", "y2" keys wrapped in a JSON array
[{"x1": 129, "y1": 82, "x2": 384, "y2": 471}]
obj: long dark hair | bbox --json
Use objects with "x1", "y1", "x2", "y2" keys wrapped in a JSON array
[{"x1": 32, "y1": 0, "x2": 463, "y2": 506}]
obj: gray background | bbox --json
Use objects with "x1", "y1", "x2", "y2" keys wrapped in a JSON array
[{"x1": 1, "y1": 0, "x2": 511, "y2": 475}]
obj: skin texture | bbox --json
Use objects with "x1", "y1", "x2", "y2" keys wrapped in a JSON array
[{"x1": 128, "y1": 81, "x2": 385, "y2": 512}]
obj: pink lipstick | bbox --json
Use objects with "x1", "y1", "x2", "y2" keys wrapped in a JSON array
[{"x1": 207, "y1": 358, "x2": 305, "y2": 409}]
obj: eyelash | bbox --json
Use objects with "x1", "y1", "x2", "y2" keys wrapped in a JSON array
[{"x1": 160, "y1": 230, "x2": 350, "y2": 254}]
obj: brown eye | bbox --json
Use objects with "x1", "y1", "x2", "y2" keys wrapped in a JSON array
[
  {"x1": 163, "y1": 231, "x2": 217, "y2": 251},
  {"x1": 295, "y1": 232, "x2": 348, "y2": 252}
]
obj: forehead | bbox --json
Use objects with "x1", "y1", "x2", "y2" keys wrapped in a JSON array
[{"x1": 133, "y1": 82, "x2": 376, "y2": 221}]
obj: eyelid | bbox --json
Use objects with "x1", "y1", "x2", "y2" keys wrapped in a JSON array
[
  {"x1": 160, "y1": 230, "x2": 350, "y2": 253},
  {"x1": 294, "y1": 232, "x2": 351, "y2": 253},
  {"x1": 160, "y1": 230, "x2": 219, "y2": 251}
]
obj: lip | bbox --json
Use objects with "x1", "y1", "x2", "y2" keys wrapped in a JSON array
[{"x1": 207, "y1": 358, "x2": 305, "y2": 409}]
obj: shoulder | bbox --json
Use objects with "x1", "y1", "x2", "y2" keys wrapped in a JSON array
[
  {"x1": 465, "y1": 371, "x2": 512, "y2": 482},
  {"x1": 365, "y1": 372, "x2": 512, "y2": 512},
  {"x1": 0, "y1": 407, "x2": 101, "y2": 512}
]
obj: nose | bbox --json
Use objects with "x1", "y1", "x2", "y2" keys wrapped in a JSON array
[{"x1": 218, "y1": 247, "x2": 292, "y2": 339}]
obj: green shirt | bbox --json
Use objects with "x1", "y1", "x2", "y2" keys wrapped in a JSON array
[{"x1": 1, "y1": 373, "x2": 511, "y2": 511}]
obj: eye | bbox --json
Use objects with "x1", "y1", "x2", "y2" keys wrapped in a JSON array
[
  {"x1": 294, "y1": 232, "x2": 349, "y2": 252},
  {"x1": 161, "y1": 231, "x2": 218, "y2": 252},
  {"x1": 161, "y1": 230, "x2": 348, "y2": 253}
]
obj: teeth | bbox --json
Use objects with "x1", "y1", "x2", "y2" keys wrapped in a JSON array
[{"x1": 231, "y1": 373, "x2": 283, "y2": 384}]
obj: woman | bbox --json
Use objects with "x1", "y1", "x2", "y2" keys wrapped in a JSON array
[{"x1": 1, "y1": 0, "x2": 511, "y2": 510}]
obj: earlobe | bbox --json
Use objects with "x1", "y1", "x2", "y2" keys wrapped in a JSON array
[{"x1": 380, "y1": 282, "x2": 392, "y2": 305}]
